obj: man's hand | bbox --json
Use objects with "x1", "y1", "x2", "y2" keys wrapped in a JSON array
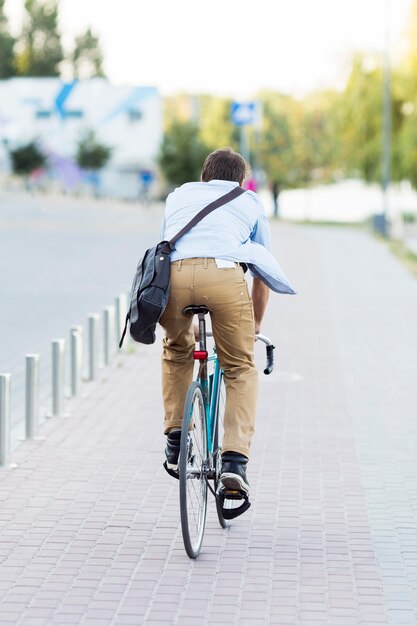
[{"x1": 252, "y1": 278, "x2": 269, "y2": 334}]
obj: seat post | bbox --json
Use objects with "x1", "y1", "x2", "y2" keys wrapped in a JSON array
[{"x1": 198, "y1": 313, "x2": 207, "y2": 352}]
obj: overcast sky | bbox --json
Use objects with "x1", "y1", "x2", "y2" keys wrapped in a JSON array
[{"x1": 5, "y1": 0, "x2": 413, "y2": 97}]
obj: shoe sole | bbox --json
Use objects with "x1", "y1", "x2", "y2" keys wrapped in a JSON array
[
  {"x1": 220, "y1": 473, "x2": 250, "y2": 495},
  {"x1": 166, "y1": 461, "x2": 178, "y2": 471}
]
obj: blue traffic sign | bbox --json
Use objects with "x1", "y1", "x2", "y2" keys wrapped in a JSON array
[{"x1": 231, "y1": 102, "x2": 256, "y2": 126}]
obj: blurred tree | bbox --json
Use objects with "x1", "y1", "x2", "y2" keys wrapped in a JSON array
[
  {"x1": 16, "y1": 0, "x2": 63, "y2": 77},
  {"x1": 163, "y1": 94, "x2": 239, "y2": 152},
  {"x1": 257, "y1": 90, "x2": 342, "y2": 216},
  {"x1": 401, "y1": 0, "x2": 417, "y2": 74},
  {"x1": 0, "y1": 0, "x2": 16, "y2": 78},
  {"x1": 257, "y1": 92, "x2": 302, "y2": 216},
  {"x1": 10, "y1": 140, "x2": 46, "y2": 176},
  {"x1": 72, "y1": 27, "x2": 105, "y2": 79},
  {"x1": 163, "y1": 93, "x2": 196, "y2": 128},
  {"x1": 397, "y1": 107, "x2": 417, "y2": 188},
  {"x1": 158, "y1": 120, "x2": 210, "y2": 187},
  {"x1": 337, "y1": 54, "x2": 402, "y2": 184},
  {"x1": 75, "y1": 130, "x2": 112, "y2": 170},
  {"x1": 395, "y1": 0, "x2": 417, "y2": 189},
  {"x1": 296, "y1": 90, "x2": 342, "y2": 183},
  {"x1": 198, "y1": 95, "x2": 240, "y2": 152}
]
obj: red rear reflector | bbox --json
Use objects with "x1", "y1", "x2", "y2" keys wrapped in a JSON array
[{"x1": 193, "y1": 350, "x2": 208, "y2": 360}]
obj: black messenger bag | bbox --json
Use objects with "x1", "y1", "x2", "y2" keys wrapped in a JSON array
[{"x1": 119, "y1": 186, "x2": 246, "y2": 347}]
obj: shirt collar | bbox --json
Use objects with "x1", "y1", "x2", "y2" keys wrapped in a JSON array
[{"x1": 207, "y1": 179, "x2": 239, "y2": 187}]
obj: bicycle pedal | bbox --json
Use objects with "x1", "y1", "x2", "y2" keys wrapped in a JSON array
[
  {"x1": 222, "y1": 489, "x2": 245, "y2": 500},
  {"x1": 163, "y1": 460, "x2": 179, "y2": 480}
]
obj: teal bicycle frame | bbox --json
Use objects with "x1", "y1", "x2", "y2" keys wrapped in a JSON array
[
  {"x1": 207, "y1": 352, "x2": 222, "y2": 457},
  {"x1": 194, "y1": 312, "x2": 275, "y2": 465},
  {"x1": 194, "y1": 315, "x2": 222, "y2": 464},
  {"x1": 179, "y1": 306, "x2": 275, "y2": 553}
]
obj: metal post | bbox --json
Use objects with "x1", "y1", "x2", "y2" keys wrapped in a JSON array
[
  {"x1": 103, "y1": 305, "x2": 115, "y2": 366},
  {"x1": 70, "y1": 329, "x2": 82, "y2": 396},
  {"x1": 115, "y1": 293, "x2": 127, "y2": 348},
  {"x1": 25, "y1": 354, "x2": 39, "y2": 439},
  {"x1": 0, "y1": 374, "x2": 11, "y2": 467},
  {"x1": 51, "y1": 339, "x2": 65, "y2": 417},
  {"x1": 380, "y1": 0, "x2": 391, "y2": 237},
  {"x1": 88, "y1": 314, "x2": 100, "y2": 380},
  {"x1": 240, "y1": 124, "x2": 250, "y2": 163}
]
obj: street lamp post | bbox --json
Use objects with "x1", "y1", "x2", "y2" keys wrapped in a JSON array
[{"x1": 380, "y1": 0, "x2": 391, "y2": 237}]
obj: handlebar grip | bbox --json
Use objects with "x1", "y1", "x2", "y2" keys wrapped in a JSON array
[{"x1": 263, "y1": 344, "x2": 275, "y2": 375}]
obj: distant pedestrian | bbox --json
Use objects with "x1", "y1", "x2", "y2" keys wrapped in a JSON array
[{"x1": 244, "y1": 176, "x2": 257, "y2": 192}]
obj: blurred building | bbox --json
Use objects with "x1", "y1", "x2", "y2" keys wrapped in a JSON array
[{"x1": 0, "y1": 78, "x2": 162, "y2": 198}]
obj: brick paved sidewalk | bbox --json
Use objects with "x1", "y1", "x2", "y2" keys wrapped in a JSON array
[{"x1": 1, "y1": 223, "x2": 417, "y2": 626}]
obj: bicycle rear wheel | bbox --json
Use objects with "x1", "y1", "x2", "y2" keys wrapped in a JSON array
[{"x1": 179, "y1": 381, "x2": 208, "y2": 558}]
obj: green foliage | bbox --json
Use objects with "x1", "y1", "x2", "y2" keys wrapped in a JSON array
[
  {"x1": 16, "y1": 0, "x2": 63, "y2": 77},
  {"x1": 401, "y1": 211, "x2": 417, "y2": 224},
  {"x1": 395, "y1": 0, "x2": 417, "y2": 189},
  {"x1": 198, "y1": 95, "x2": 240, "y2": 152},
  {"x1": 0, "y1": 1, "x2": 106, "y2": 79},
  {"x1": 297, "y1": 90, "x2": 342, "y2": 182},
  {"x1": 389, "y1": 239, "x2": 417, "y2": 277},
  {"x1": 158, "y1": 120, "x2": 210, "y2": 187},
  {"x1": 10, "y1": 141, "x2": 46, "y2": 176},
  {"x1": 338, "y1": 56, "x2": 382, "y2": 182},
  {"x1": 336, "y1": 54, "x2": 403, "y2": 184},
  {"x1": 163, "y1": 94, "x2": 239, "y2": 152},
  {"x1": 258, "y1": 92, "x2": 303, "y2": 192},
  {"x1": 397, "y1": 103, "x2": 417, "y2": 188},
  {"x1": 75, "y1": 130, "x2": 112, "y2": 171},
  {"x1": 401, "y1": 0, "x2": 417, "y2": 76},
  {"x1": 72, "y1": 27, "x2": 105, "y2": 79},
  {"x1": 0, "y1": 0, "x2": 16, "y2": 78}
]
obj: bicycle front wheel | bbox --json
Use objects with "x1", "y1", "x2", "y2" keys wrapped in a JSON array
[
  {"x1": 213, "y1": 372, "x2": 230, "y2": 529},
  {"x1": 179, "y1": 381, "x2": 208, "y2": 558}
]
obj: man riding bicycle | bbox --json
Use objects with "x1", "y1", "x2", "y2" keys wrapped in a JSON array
[{"x1": 160, "y1": 148, "x2": 294, "y2": 502}]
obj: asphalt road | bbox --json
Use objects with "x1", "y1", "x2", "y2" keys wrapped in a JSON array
[{"x1": 0, "y1": 191, "x2": 162, "y2": 431}]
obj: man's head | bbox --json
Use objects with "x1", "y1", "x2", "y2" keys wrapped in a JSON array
[{"x1": 200, "y1": 148, "x2": 248, "y2": 186}]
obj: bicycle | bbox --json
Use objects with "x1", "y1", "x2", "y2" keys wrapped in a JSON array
[{"x1": 178, "y1": 304, "x2": 275, "y2": 559}]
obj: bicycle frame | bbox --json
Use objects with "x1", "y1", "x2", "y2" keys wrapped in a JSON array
[
  {"x1": 191, "y1": 310, "x2": 276, "y2": 471},
  {"x1": 179, "y1": 307, "x2": 276, "y2": 556},
  {"x1": 194, "y1": 314, "x2": 222, "y2": 460}
]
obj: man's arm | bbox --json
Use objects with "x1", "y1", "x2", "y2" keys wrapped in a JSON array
[{"x1": 251, "y1": 277, "x2": 269, "y2": 334}]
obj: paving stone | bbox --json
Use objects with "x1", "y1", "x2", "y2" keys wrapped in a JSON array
[{"x1": 1, "y1": 225, "x2": 417, "y2": 624}]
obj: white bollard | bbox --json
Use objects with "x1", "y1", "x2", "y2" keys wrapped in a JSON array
[
  {"x1": 70, "y1": 329, "x2": 82, "y2": 396},
  {"x1": 88, "y1": 314, "x2": 100, "y2": 380},
  {"x1": 103, "y1": 305, "x2": 115, "y2": 366},
  {"x1": 115, "y1": 293, "x2": 128, "y2": 348},
  {"x1": 0, "y1": 374, "x2": 11, "y2": 466},
  {"x1": 25, "y1": 354, "x2": 40, "y2": 439},
  {"x1": 51, "y1": 339, "x2": 65, "y2": 417}
]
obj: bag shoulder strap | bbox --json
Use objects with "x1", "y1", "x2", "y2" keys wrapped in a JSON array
[
  {"x1": 169, "y1": 185, "x2": 246, "y2": 247},
  {"x1": 118, "y1": 185, "x2": 245, "y2": 348}
]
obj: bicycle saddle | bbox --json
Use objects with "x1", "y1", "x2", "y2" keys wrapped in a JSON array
[{"x1": 182, "y1": 305, "x2": 210, "y2": 316}]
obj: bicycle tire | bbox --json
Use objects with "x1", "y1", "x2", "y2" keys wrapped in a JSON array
[
  {"x1": 179, "y1": 381, "x2": 208, "y2": 558},
  {"x1": 213, "y1": 373, "x2": 230, "y2": 529}
]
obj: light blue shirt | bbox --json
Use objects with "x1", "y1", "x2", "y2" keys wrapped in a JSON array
[{"x1": 161, "y1": 180, "x2": 295, "y2": 294}]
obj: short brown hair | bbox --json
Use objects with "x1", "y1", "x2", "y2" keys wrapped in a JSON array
[{"x1": 201, "y1": 148, "x2": 248, "y2": 184}]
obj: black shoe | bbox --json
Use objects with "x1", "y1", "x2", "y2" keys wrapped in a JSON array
[
  {"x1": 165, "y1": 429, "x2": 181, "y2": 470},
  {"x1": 220, "y1": 451, "x2": 250, "y2": 495}
]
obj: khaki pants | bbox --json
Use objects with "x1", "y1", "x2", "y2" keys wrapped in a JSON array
[{"x1": 160, "y1": 258, "x2": 259, "y2": 459}]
